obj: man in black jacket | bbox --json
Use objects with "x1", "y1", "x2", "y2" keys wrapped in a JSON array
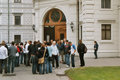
[
  {"x1": 31, "y1": 41, "x2": 38, "y2": 74},
  {"x1": 77, "y1": 40, "x2": 86, "y2": 67},
  {"x1": 28, "y1": 41, "x2": 32, "y2": 66}
]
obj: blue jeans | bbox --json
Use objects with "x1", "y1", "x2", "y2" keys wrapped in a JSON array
[
  {"x1": 43, "y1": 58, "x2": 49, "y2": 74},
  {"x1": 39, "y1": 58, "x2": 49, "y2": 74},
  {"x1": 31, "y1": 55, "x2": 37, "y2": 74},
  {"x1": 15, "y1": 56, "x2": 19, "y2": 67},
  {"x1": 8, "y1": 56, "x2": 16, "y2": 73},
  {"x1": 65, "y1": 54, "x2": 70, "y2": 66},
  {"x1": 48, "y1": 61, "x2": 52, "y2": 73},
  {"x1": 19, "y1": 52, "x2": 24, "y2": 64},
  {"x1": 71, "y1": 54, "x2": 75, "y2": 67}
]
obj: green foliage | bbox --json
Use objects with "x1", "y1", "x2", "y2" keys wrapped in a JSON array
[{"x1": 65, "y1": 67, "x2": 120, "y2": 80}]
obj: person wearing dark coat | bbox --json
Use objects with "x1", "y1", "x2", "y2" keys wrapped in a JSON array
[
  {"x1": 94, "y1": 41, "x2": 99, "y2": 59},
  {"x1": 77, "y1": 40, "x2": 86, "y2": 67},
  {"x1": 27, "y1": 41, "x2": 32, "y2": 66},
  {"x1": 38, "y1": 43, "x2": 49, "y2": 74},
  {"x1": 31, "y1": 41, "x2": 38, "y2": 74}
]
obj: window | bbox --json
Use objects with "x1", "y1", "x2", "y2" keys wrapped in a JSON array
[
  {"x1": 14, "y1": 0, "x2": 21, "y2": 3},
  {"x1": 14, "y1": 35, "x2": 21, "y2": 43},
  {"x1": 101, "y1": 0, "x2": 111, "y2": 8},
  {"x1": 15, "y1": 15, "x2": 21, "y2": 25},
  {"x1": 101, "y1": 24, "x2": 111, "y2": 40}
]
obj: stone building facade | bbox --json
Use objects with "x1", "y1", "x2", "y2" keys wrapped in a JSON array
[
  {"x1": 0, "y1": 0, "x2": 120, "y2": 57},
  {"x1": 33, "y1": 0, "x2": 120, "y2": 57},
  {"x1": 0, "y1": 0, "x2": 34, "y2": 43}
]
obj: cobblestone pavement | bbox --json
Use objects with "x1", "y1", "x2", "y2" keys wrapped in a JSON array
[{"x1": 0, "y1": 57, "x2": 120, "y2": 80}]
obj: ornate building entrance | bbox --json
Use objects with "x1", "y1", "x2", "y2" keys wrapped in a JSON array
[{"x1": 44, "y1": 9, "x2": 66, "y2": 41}]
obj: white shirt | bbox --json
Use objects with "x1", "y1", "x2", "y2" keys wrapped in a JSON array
[
  {"x1": 71, "y1": 45, "x2": 76, "y2": 55},
  {"x1": 51, "y1": 45, "x2": 59, "y2": 55},
  {"x1": 0, "y1": 46, "x2": 8, "y2": 59},
  {"x1": 24, "y1": 43, "x2": 29, "y2": 54}
]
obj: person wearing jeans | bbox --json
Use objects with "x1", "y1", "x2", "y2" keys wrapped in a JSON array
[
  {"x1": 64, "y1": 40, "x2": 71, "y2": 67},
  {"x1": 70, "y1": 42, "x2": 76, "y2": 68},
  {"x1": 8, "y1": 42, "x2": 17, "y2": 73},
  {"x1": 0, "y1": 41, "x2": 8, "y2": 74}
]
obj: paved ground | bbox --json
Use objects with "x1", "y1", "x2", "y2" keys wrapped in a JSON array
[{"x1": 0, "y1": 57, "x2": 120, "y2": 80}]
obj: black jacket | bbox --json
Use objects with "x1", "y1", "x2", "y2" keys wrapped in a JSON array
[
  {"x1": 94, "y1": 43, "x2": 99, "y2": 51},
  {"x1": 38, "y1": 47, "x2": 49, "y2": 58},
  {"x1": 28, "y1": 44, "x2": 33, "y2": 55},
  {"x1": 77, "y1": 43, "x2": 85, "y2": 53}
]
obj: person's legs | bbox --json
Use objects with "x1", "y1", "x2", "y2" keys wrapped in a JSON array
[
  {"x1": 94, "y1": 50, "x2": 98, "y2": 59},
  {"x1": 71, "y1": 54, "x2": 75, "y2": 67},
  {"x1": 24, "y1": 54, "x2": 26, "y2": 65},
  {"x1": 12, "y1": 56, "x2": 16, "y2": 73},
  {"x1": 66, "y1": 54, "x2": 70, "y2": 67},
  {"x1": 0, "y1": 60, "x2": 2, "y2": 74},
  {"x1": 79, "y1": 53, "x2": 85, "y2": 67},
  {"x1": 43, "y1": 58, "x2": 46, "y2": 74},
  {"x1": 49, "y1": 61, "x2": 52, "y2": 73},
  {"x1": 39, "y1": 64, "x2": 42, "y2": 74},
  {"x1": 3, "y1": 59, "x2": 7, "y2": 73},
  {"x1": 46, "y1": 58, "x2": 49, "y2": 73},
  {"x1": 31, "y1": 56, "x2": 37, "y2": 74},
  {"x1": 55, "y1": 55, "x2": 59, "y2": 68},
  {"x1": 7, "y1": 57, "x2": 11, "y2": 73},
  {"x1": 52, "y1": 55, "x2": 55, "y2": 67}
]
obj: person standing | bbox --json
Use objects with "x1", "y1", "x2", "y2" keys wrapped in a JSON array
[
  {"x1": 38, "y1": 43, "x2": 48, "y2": 74},
  {"x1": 94, "y1": 41, "x2": 99, "y2": 59},
  {"x1": 51, "y1": 41, "x2": 59, "y2": 68},
  {"x1": 77, "y1": 40, "x2": 86, "y2": 67},
  {"x1": 15, "y1": 43, "x2": 20, "y2": 67},
  {"x1": 70, "y1": 42, "x2": 76, "y2": 68},
  {"x1": 8, "y1": 42, "x2": 17, "y2": 73},
  {"x1": 0, "y1": 41, "x2": 8, "y2": 74},
  {"x1": 31, "y1": 41, "x2": 38, "y2": 74},
  {"x1": 47, "y1": 42, "x2": 52, "y2": 73},
  {"x1": 28, "y1": 41, "x2": 33, "y2": 66},
  {"x1": 64, "y1": 40, "x2": 71, "y2": 67}
]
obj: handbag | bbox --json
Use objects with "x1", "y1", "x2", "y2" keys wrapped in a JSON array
[{"x1": 38, "y1": 48, "x2": 46, "y2": 64}]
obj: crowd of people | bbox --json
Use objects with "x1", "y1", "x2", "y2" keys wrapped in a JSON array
[{"x1": 0, "y1": 39, "x2": 99, "y2": 75}]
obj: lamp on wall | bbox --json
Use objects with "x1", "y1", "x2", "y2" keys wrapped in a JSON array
[
  {"x1": 70, "y1": 22, "x2": 74, "y2": 32},
  {"x1": 32, "y1": 25, "x2": 37, "y2": 33}
]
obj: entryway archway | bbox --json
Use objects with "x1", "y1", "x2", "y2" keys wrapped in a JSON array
[{"x1": 43, "y1": 8, "x2": 66, "y2": 42}]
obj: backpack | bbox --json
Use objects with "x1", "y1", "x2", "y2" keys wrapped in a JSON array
[{"x1": 84, "y1": 45, "x2": 87, "y2": 53}]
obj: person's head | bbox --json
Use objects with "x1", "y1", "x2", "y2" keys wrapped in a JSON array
[
  {"x1": 69, "y1": 42, "x2": 72, "y2": 46},
  {"x1": 41, "y1": 43, "x2": 45, "y2": 47},
  {"x1": 66, "y1": 40, "x2": 69, "y2": 44},
  {"x1": 16, "y1": 43, "x2": 19, "y2": 46},
  {"x1": 64, "y1": 38, "x2": 66, "y2": 42},
  {"x1": 94, "y1": 41, "x2": 97, "y2": 44},
  {"x1": 52, "y1": 41, "x2": 56, "y2": 46},
  {"x1": 20, "y1": 42, "x2": 23, "y2": 46},
  {"x1": 34, "y1": 41, "x2": 37, "y2": 45},
  {"x1": 11, "y1": 41, "x2": 15, "y2": 46},
  {"x1": 25, "y1": 41, "x2": 27, "y2": 44},
  {"x1": 51, "y1": 40, "x2": 53, "y2": 43},
  {"x1": 61, "y1": 40, "x2": 63, "y2": 43},
  {"x1": 29, "y1": 41, "x2": 32, "y2": 44},
  {"x1": 79, "y1": 40, "x2": 82, "y2": 44},
  {"x1": 1, "y1": 41, "x2": 6, "y2": 46}
]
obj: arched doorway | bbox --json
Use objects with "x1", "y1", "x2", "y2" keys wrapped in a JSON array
[{"x1": 44, "y1": 9, "x2": 66, "y2": 42}]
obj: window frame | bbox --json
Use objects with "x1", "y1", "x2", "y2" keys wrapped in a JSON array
[
  {"x1": 101, "y1": 0, "x2": 111, "y2": 9},
  {"x1": 101, "y1": 24, "x2": 112, "y2": 41},
  {"x1": 14, "y1": 13, "x2": 22, "y2": 26},
  {"x1": 14, "y1": 0, "x2": 21, "y2": 3}
]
